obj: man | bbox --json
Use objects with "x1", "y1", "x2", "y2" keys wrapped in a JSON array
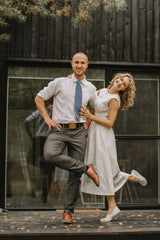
[{"x1": 35, "y1": 52, "x2": 99, "y2": 223}]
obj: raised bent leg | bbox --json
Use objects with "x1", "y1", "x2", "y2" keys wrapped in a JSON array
[{"x1": 43, "y1": 129, "x2": 87, "y2": 173}]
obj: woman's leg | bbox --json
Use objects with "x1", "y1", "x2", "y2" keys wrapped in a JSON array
[
  {"x1": 100, "y1": 195, "x2": 120, "y2": 222},
  {"x1": 128, "y1": 170, "x2": 147, "y2": 187},
  {"x1": 128, "y1": 174, "x2": 139, "y2": 183},
  {"x1": 106, "y1": 195, "x2": 117, "y2": 214}
]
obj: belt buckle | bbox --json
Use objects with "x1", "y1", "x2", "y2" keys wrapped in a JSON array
[{"x1": 69, "y1": 123, "x2": 76, "y2": 129}]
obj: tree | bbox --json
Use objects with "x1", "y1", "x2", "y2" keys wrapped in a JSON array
[{"x1": 0, "y1": 0, "x2": 127, "y2": 41}]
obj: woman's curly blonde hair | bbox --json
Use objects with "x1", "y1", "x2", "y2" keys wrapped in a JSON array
[{"x1": 108, "y1": 73, "x2": 136, "y2": 110}]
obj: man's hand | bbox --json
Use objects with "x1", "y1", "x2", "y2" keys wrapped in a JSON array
[
  {"x1": 35, "y1": 96, "x2": 61, "y2": 131},
  {"x1": 45, "y1": 117, "x2": 61, "y2": 131}
]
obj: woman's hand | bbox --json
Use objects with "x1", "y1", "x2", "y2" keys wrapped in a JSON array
[
  {"x1": 67, "y1": 74, "x2": 72, "y2": 79},
  {"x1": 80, "y1": 106, "x2": 92, "y2": 119}
]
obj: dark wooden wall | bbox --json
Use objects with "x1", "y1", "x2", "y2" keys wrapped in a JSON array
[{"x1": 0, "y1": 0, "x2": 159, "y2": 64}]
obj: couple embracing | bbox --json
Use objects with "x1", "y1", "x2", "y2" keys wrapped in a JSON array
[{"x1": 35, "y1": 52, "x2": 147, "y2": 224}]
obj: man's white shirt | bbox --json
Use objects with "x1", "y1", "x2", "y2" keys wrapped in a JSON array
[{"x1": 37, "y1": 74, "x2": 97, "y2": 123}]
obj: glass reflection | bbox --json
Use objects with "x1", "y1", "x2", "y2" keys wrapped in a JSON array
[
  {"x1": 114, "y1": 74, "x2": 159, "y2": 135},
  {"x1": 6, "y1": 68, "x2": 159, "y2": 209},
  {"x1": 116, "y1": 139, "x2": 158, "y2": 204}
]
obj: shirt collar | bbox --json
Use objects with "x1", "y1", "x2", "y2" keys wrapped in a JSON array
[{"x1": 72, "y1": 74, "x2": 86, "y2": 85}]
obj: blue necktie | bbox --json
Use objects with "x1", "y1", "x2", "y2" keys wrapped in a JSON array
[{"x1": 74, "y1": 81, "x2": 82, "y2": 120}]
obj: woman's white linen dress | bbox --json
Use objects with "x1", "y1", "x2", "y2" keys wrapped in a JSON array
[{"x1": 81, "y1": 88, "x2": 129, "y2": 196}]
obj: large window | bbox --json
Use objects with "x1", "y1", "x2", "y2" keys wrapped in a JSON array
[
  {"x1": 6, "y1": 67, "x2": 160, "y2": 209},
  {"x1": 114, "y1": 73, "x2": 159, "y2": 206},
  {"x1": 6, "y1": 66, "x2": 105, "y2": 209}
]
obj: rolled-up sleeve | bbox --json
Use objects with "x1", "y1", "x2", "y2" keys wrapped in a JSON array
[{"x1": 37, "y1": 78, "x2": 59, "y2": 100}]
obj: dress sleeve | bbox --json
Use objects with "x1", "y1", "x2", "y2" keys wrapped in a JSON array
[
  {"x1": 110, "y1": 95, "x2": 120, "y2": 108},
  {"x1": 99, "y1": 88, "x2": 107, "y2": 96}
]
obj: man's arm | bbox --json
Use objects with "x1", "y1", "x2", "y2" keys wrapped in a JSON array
[
  {"x1": 83, "y1": 109, "x2": 94, "y2": 130},
  {"x1": 35, "y1": 96, "x2": 61, "y2": 131}
]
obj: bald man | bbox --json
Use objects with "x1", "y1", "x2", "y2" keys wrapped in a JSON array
[{"x1": 35, "y1": 52, "x2": 99, "y2": 223}]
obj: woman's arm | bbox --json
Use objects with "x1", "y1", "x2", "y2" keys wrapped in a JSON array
[{"x1": 80, "y1": 99, "x2": 119, "y2": 128}]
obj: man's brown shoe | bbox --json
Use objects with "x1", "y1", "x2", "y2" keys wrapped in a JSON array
[
  {"x1": 62, "y1": 212, "x2": 74, "y2": 224},
  {"x1": 86, "y1": 164, "x2": 99, "y2": 186}
]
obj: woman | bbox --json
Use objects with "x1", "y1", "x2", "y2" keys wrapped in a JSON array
[{"x1": 80, "y1": 73, "x2": 147, "y2": 223}]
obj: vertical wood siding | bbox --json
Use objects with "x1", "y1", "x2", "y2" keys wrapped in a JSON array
[{"x1": 0, "y1": 0, "x2": 160, "y2": 64}]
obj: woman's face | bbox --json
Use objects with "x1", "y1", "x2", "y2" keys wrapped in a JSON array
[{"x1": 113, "y1": 76, "x2": 130, "y2": 92}]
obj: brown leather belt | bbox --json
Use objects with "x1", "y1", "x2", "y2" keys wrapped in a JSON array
[{"x1": 60, "y1": 123, "x2": 83, "y2": 130}]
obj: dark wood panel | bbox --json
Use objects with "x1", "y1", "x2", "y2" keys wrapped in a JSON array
[
  {"x1": 46, "y1": 18, "x2": 56, "y2": 58},
  {"x1": 0, "y1": 0, "x2": 159, "y2": 64},
  {"x1": 131, "y1": 0, "x2": 139, "y2": 62},
  {"x1": 78, "y1": 26, "x2": 87, "y2": 54},
  {"x1": 109, "y1": 10, "x2": 117, "y2": 61},
  {"x1": 7, "y1": 23, "x2": 18, "y2": 57},
  {"x1": 62, "y1": 17, "x2": 71, "y2": 59},
  {"x1": 23, "y1": 18, "x2": 32, "y2": 58},
  {"x1": 101, "y1": 9, "x2": 110, "y2": 61},
  {"x1": 86, "y1": 24, "x2": 94, "y2": 60},
  {"x1": 70, "y1": 12, "x2": 79, "y2": 57},
  {"x1": 39, "y1": 18, "x2": 48, "y2": 58},
  {"x1": 31, "y1": 16, "x2": 40, "y2": 58},
  {"x1": 139, "y1": 0, "x2": 147, "y2": 63},
  {"x1": 94, "y1": 9, "x2": 102, "y2": 60},
  {"x1": 146, "y1": 0, "x2": 154, "y2": 63},
  {"x1": 116, "y1": 11, "x2": 124, "y2": 61},
  {"x1": 70, "y1": 24, "x2": 78, "y2": 57},
  {"x1": 124, "y1": 0, "x2": 132, "y2": 62},
  {"x1": 153, "y1": 0, "x2": 160, "y2": 63},
  {"x1": 14, "y1": 23, "x2": 23, "y2": 57},
  {"x1": 54, "y1": 17, "x2": 63, "y2": 59}
]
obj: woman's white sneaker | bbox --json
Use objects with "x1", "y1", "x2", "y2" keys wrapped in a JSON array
[
  {"x1": 100, "y1": 207, "x2": 120, "y2": 223},
  {"x1": 131, "y1": 170, "x2": 147, "y2": 187}
]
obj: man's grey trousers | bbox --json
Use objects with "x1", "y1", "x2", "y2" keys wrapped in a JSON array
[{"x1": 44, "y1": 125, "x2": 88, "y2": 213}]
